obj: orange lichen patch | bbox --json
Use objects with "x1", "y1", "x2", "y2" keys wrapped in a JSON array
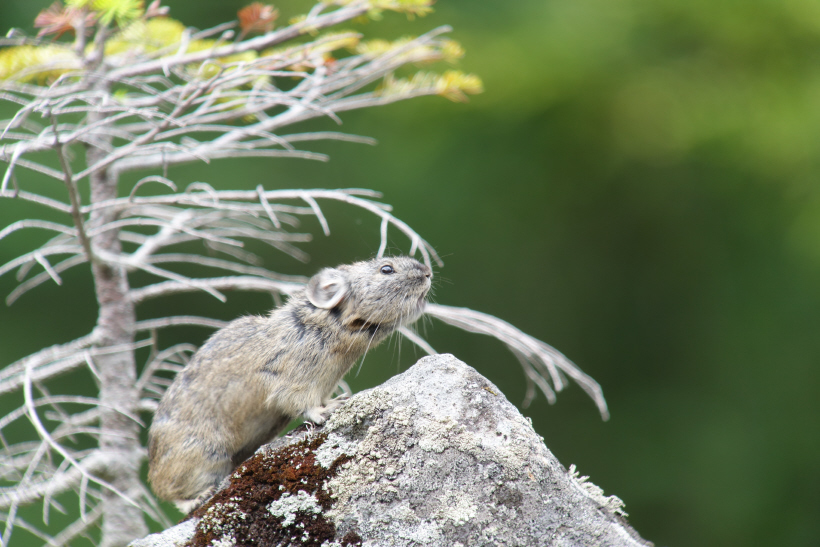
[{"x1": 186, "y1": 432, "x2": 361, "y2": 546}]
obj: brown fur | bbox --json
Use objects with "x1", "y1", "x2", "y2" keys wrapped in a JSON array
[{"x1": 147, "y1": 256, "x2": 432, "y2": 510}]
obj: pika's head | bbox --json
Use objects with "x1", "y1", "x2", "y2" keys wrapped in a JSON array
[{"x1": 306, "y1": 256, "x2": 432, "y2": 329}]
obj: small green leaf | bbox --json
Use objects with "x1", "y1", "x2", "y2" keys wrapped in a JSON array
[{"x1": 92, "y1": 0, "x2": 145, "y2": 28}]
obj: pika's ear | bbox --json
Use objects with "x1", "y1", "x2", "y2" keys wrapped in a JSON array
[{"x1": 306, "y1": 268, "x2": 349, "y2": 309}]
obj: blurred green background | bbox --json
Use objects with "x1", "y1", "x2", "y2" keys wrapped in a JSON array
[{"x1": 2, "y1": 0, "x2": 820, "y2": 545}]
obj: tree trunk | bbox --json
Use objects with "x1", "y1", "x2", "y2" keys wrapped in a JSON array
[{"x1": 86, "y1": 103, "x2": 148, "y2": 546}]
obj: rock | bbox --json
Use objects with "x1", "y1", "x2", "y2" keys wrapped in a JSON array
[
  {"x1": 131, "y1": 354, "x2": 651, "y2": 547},
  {"x1": 130, "y1": 520, "x2": 197, "y2": 547}
]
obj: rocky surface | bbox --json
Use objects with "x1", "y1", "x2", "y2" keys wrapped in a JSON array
[{"x1": 131, "y1": 354, "x2": 651, "y2": 547}]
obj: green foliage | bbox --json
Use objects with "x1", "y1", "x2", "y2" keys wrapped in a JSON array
[
  {"x1": 65, "y1": 0, "x2": 145, "y2": 27},
  {"x1": 106, "y1": 17, "x2": 185, "y2": 54},
  {"x1": 367, "y1": 0, "x2": 434, "y2": 19},
  {"x1": 332, "y1": 0, "x2": 434, "y2": 20},
  {"x1": 0, "y1": 0, "x2": 480, "y2": 106},
  {"x1": 0, "y1": 43, "x2": 77, "y2": 83},
  {"x1": 356, "y1": 36, "x2": 464, "y2": 64},
  {"x1": 380, "y1": 69, "x2": 483, "y2": 103}
]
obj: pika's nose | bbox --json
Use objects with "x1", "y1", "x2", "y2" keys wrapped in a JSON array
[{"x1": 419, "y1": 264, "x2": 432, "y2": 280}]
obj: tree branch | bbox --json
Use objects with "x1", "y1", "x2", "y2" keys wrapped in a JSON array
[
  {"x1": 106, "y1": 2, "x2": 371, "y2": 80},
  {"x1": 51, "y1": 117, "x2": 94, "y2": 264},
  {"x1": 425, "y1": 303, "x2": 610, "y2": 420}
]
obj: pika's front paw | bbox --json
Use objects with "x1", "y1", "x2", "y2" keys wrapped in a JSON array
[
  {"x1": 173, "y1": 486, "x2": 215, "y2": 515},
  {"x1": 303, "y1": 395, "x2": 349, "y2": 424}
]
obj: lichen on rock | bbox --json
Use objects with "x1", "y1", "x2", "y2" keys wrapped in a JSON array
[
  {"x1": 184, "y1": 431, "x2": 360, "y2": 547},
  {"x1": 131, "y1": 354, "x2": 651, "y2": 547}
]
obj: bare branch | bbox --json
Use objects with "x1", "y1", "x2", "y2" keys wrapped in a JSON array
[
  {"x1": 301, "y1": 192, "x2": 330, "y2": 236},
  {"x1": 281, "y1": 132, "x2": 377, "y2": 146},
  {"x1": 0, "y1": 338, "x2": 154, "y2": 396},
  {"x1": 0, "y1": 151, "x2": 65, "y2": 183},
  {"x1": 0, "y1": 140, "x2": 25, "y2": 192},
  {"x1": 112, "y1": 256, "x2": 227, "y2": 302},
  {"x1": 32, "y1": 253, "x2": 62, "y2": 286},
  {"x1": 146, "y1": 254, "x2": 307, "y2": 280},
  {"x1": 130, "y1": 275, "x2": 302, "y2": 304},
  {"x1": 135, "y1": 344, "x2": 197, "y2": 396},
  {"x1": 378, "y1": 216, "x2": 389, "y2": 258},
  {"x1": 129, "y1": 176, "x2": 177, "y2": 200},
  {"x1": 398, "y1": 326, "x2": 437, "y2": 356},
  {"x1": 0, "y1": 220, "x2": 75, "y2": 242},
  {"x1": 72, "y1": 70, "x2": 219, "y2": 183},
  {"x1": 135, "y1": 316, "x2": 229, "y2": 331},
  {"x1": 51, "y1": 119, "x2": 94, "y2": 264},
  {"x1": 22, "y1": 363, "x2": 140, "y2": 509},
  {"x1": 425, "y1": 304, "x2": 610, "y2": 420},
  {"x1": 0, "y1": 334, "x2": 96, "y2": 395},
  {"x1": 0, "y1": 451, "x2": 108, "y2": 510},
  {"x1": 0, "y1": 513, "x2": 55, "y2": 545},
  {"x1": 47, "y1": 500, "x2": 103, "y2": 547},
  {"x1": 0, "y1": 190, "x2": 73, "y2": 214},
  {"x1": 0, "y1": 245, "x2": 84, "y2": 279},
  {"x1": 7, "y1": 255, "x2": 86, "y2": 305},
  {"x1": 81, "y1": 188, "x2": 440, "y2": 267},
  {"x1": 257, "y1": 184, "x2": 281, "y2": 229}
]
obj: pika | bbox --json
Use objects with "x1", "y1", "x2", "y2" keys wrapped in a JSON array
[{"x1": 147, "y1": 256, "x2": 432, "y2": 511}]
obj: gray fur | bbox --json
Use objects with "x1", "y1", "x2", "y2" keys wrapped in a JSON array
[{"x1": 147, "y1": 256, "x2": 432, "y2": 510}]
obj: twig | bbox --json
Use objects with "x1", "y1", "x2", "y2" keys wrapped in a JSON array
[
  {"x1": 129, "y1": 275, "x2": 302, "y2": 303},
  {"x1": 425, "y1": 303, "x2": 610, "y2": 420},
  {"x1": 22, "y1": 361, "x2": 141, "y2": 511},
  {"x1": 0, "y1": 220, "x2": 76, "y2": 242},
  {"x1": 47, "y1": 502, "x2": 104, "y2": 547},
  {"x1": 398, "y1": 326, "x2": 436, "y2": 356},
  {"x1": 135, "y1": 316, "x2": 229, "y2": 331},
  {"x1": 300, "y1": 192, "x2": 330, "y2": 236},
  {"x1": 257, "y1": 185, "x2": 281, "y2": 229},
  {"x1": 51, "y1": 117, "x2": 94, "y2": 264}
]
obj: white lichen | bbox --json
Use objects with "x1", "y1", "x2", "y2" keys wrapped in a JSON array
[
  {"x1": 436, "y1": 492, "x2": 477, "y2": 526},
  {"x1": 325, "y1": 389, "x2": 395, "y2": 429},
  {"x1": 267, "y1": 491, "x2": 323, "y2": 527},
  {"x1": 209, "y1": 535, "x2": 236, "y2": 547},
  {"x1": 568, "y1": 464, "x2": 628, "y2": 517},
  {"x1": 313, "y1": 432, "x2": 358, "y2": 469}
]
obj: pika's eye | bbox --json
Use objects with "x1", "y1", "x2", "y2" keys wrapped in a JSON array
[{"x1": 380, "y1": 265, "x2": 394, "y2": 275}]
